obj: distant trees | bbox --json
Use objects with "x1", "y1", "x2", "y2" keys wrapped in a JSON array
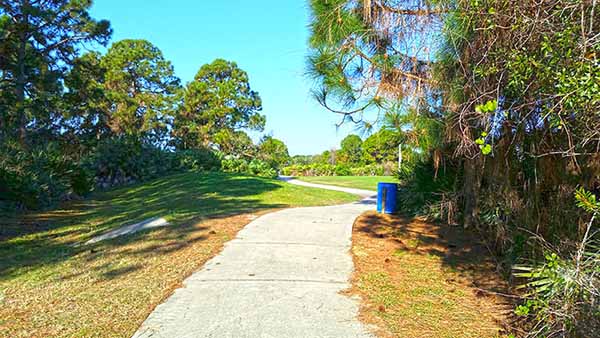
[
  {"x1": 290, "y1": 155, "x2": 319, "y2": 165},
  {"x1": 362, "y1": 130, "x2": 400, "y2": 165},
  {"x1": 288, "y1": 130, "x2": 403, "y2": 168},
  {"x1": 173, "y1": 59, "x2": 265, "y2": 151},
  {"x1": 338, "y1": 134, "x2": 363, "y2": 164},
  {"x1": 310, "y1": 131, "x2": 400, "y2": 166},
  {"x1": 258, "y1": 136, "x2": 290, "y2": 169}
]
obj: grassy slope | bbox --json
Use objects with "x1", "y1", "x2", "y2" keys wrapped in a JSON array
[
  {"x1": 297, "y1": 176, "x2": 399, "y2": 191},
  {"x1": 0, "y1": 171, "x2": 357, "y2": 338}
]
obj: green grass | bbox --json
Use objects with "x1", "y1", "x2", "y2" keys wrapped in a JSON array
[
  {"x1": 297, "y1": 175, "x2": 399, "y2": 191},
  {"x1": 0, "y1": 171, "x2": 358, "y2": 337}
]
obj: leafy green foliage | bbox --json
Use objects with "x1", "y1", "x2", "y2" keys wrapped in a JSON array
[
  {"x1": 474, "y1": 100, "x2": 498, "y2": 114},
  {"x1": 281, "y1": 163, "x2": 394, "y2": 177},
  {"x1": 84, "y1": 137, "x2": 221, "y2": 188},
  {"x1": 101, "y1": 39, "x2": 181, "y2": 144},
  {"x1": 174, "y1": 59, "x2": 264, "y2": 150},
  {"x1": 397, "y1": 159, "x2": 459, "y2": 221},
  {"x1": 512, "y1": 190, "x2": 599, "y2": 336},
  {"x1": 362, "y1": 129, "x2": 400, "y2": 164},
  {"x1": 575, "y1": 188, "x2": 600, "y2": 214},
  {"x1": 289, "y1": 155, "x2": 320, "y2": 165},
  {"x1": 221, "y1": 158, "x2": 276, "y2": 178},
  {"x1": 0, "y1": 142, "x2": 93, "y2": 209},
  {"x1": 214, "y1": 130, "x2": 257, "y2": 158},
  {"x1": 338, "y1": 134, "x2": 363, "y2": 164},
  {"x1": 0, "y1": 0, "x2": 111, "y2": 144},
  {"x1": 258, "y1": 136, "x2": 290, "y2": 169},
  {"x1": 282, "y1": 128, "x2": 401, "y2": 177},
  {"x1": 63, "y1": 51, "x2": 112, "y2": 146},
  {"x1": 475, "y1": 132, "x2": 492, "y2": 155}
]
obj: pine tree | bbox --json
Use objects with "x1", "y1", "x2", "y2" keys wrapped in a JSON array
[
  {"x1": 174, "y1": 59, "x2": 264, "y2": 150},
  {"x1": 101, "y1": 39, "x2": 180, "y2": 145},
  {"x1": 0, "y1": 0, "x2": 111, "y2": 145}
]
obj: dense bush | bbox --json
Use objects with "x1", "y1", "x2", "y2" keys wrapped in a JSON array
[
  {"x1": 86, "y1": 138, "x2": 222, "y2": 188},
  {"x1": 513, "y1": 189, "x2": 600, "y2": 337},
  {"x1": 334, "y1": 164, "x2": 351, "y2": 176},
  {"x1": 281, "y1": 164, "x2": 336, "y2": 176},
  {"x1": 0, "y1": 138, "x2": 225, "y2": 210},
  {"x1": 349, "y1": 164, "x2": 384, "y2": 176},
  {"x1": 282, "y1": 163, "x2": 396, "y2": 177},
  {"x1": 175, "y1": 149, "x2": 222, "y2": 172},
  {"x1": 397, "y1": 159, "x2": 459, "y2": 224},
  {"x1": 0, "y1": 143, "x2": 94, "y2": 210},
  {"x1": 221, "y1": 157, "x2": 277, "y2": 178}
]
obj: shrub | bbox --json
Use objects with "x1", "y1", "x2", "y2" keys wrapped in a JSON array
[
  {"x1": 221, "y1": 157, "x2": 249, "y2": 174},
  {"x1": 248, "y1": 159, "x2": 277, "y2": 178},
  {"x1": 221, "y1": 157, "x2": 277, "y2": 178},
  {"x1": 513, "y1": 189, "x2": 600, "y2": 337},
  {"x1": 334, "y1": 164, "x2": 351, "y2": 176},
  {"x1": 350, "y1": 164, "x2": 386, "y2": 176},
  {"x1": 397, "y1": 159, "x2": 458, "y2": 222},
  {"x1": 176, "y1": 149, "x2": 221, "y2": 171},
  {"x1": 84, "y1": 138, "x2": 175, "y2": 187},
  {"x1": 0, "y1": 142, "x2": 93, "y2": 209},
  {"x1": 282, "y1": 163, "x2": 392, "y2": 177},
  {"x1": 85, "y1": 138, "x2": 220, "y2": 189}
]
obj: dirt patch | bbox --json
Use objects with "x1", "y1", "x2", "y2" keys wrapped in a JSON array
[
  {"x1": 0, "y1": 211, "x2": 270, "y2": 338},
  {"x1": 349, "y1": 211, "x2": 516, "y2": 338}
]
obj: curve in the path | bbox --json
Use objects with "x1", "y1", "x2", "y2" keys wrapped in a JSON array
[
  {"x1": 133, "y1": 179, "x2": 376, "y2": 338},
  {"x1": 278, "y1": 175, "x2": 377, "y2": 199}
]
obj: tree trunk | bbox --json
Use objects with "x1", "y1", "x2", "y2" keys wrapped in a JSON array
[
  {"x1": 462, "y1": 157, "x2": 481, "y2": 228},
  {"x1": 15, "y1": 1, "x2": 29, "y2": 147}
]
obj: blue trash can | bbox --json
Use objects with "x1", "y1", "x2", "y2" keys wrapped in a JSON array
[{"x1": 377, "y1": 182, "x2": 398, "y2": 214}]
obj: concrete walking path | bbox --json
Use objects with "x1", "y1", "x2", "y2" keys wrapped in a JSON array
[
  {"x1": 132, "y1": 180, "x2": 377, "y2": 338},
  {"x1": 278, "y1": 176, "x2": 376, "y2": 199}
]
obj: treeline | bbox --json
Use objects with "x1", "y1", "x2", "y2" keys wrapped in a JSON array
[
  {"x1": 309, "y1": 0, "x2": 598, "y2": 335},
  {"x1": 0, "y1": 1, "x2": 289, "y2": 210},
  {"x1": 284, "y1": 125, "x2": 418, "y2": 176}
]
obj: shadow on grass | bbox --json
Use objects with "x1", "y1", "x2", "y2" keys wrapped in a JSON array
[
  {"x1": 354, "y1": 212, "x2": 517, "y2": 330},
  {"x1": 0, "y1": 172, "x2": 286, "y2": 279}
]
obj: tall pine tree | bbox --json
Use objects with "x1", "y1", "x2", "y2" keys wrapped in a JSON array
[{"x1": 0, "y1": 0, "x2": 111, "y2": 145}]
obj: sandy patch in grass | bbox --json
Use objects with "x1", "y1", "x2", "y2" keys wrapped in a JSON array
[
  {"x1": 0, "y1": 212, "x2": 269, "y2": 338},
  {"x1": 349, "y1": 211, "x2": 517, "y2": 338}
]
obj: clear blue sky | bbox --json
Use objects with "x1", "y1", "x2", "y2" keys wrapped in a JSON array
[{"x1": 90, "y1": 0, "x2": 358, "y2": 155}]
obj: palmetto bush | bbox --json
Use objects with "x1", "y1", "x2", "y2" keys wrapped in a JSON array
[
  {"x1": 397, "y1": 159, "x2": 459, "y2": 222},
  {"x1": 86, "y1": 137, "x2": 176, "y2": 186},
  {"x1": 248, "y1": 159, "x2": 277, "y2": 178},
  {"x1": 176, "y1": 149, "x2": 221, "y2": 172},
  {"x1": 0, "y1": 142, "x2": 94, "y2": 209},
  {"x1": 86, "y1": 137, "x2": 223, "y2": 188},
  {"x1": 514, "y1": 189, "x2": 600, "y2": 337},
  {"x1": 281, "y1": 164, "x2": 336, "y2": 176}
]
